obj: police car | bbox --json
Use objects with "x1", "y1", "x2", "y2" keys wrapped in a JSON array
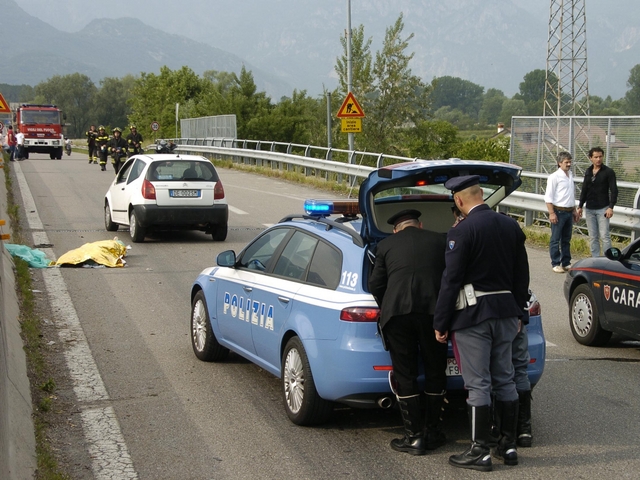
[
  {"x1": 190, "y1": 159, "x2": 546, "y2": 425},
  {"x1": 564, "y1": 238, "x2": 640, "y2": 346}
]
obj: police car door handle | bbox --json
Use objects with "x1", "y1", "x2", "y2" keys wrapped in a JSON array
[
  {"x1": 243, "y1": 286, "x2": 253, "y2": 293},
  {"x1": 278, "y1": 296, "x2": 290, "y2": 304}
]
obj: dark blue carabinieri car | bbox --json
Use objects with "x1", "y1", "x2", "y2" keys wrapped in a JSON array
[
  {"x1": 564, "y1": 238, "x2": 640, "y2": 346},
  {"x1": 190, "y1": 159, "x2": 546, "y2": 425}
]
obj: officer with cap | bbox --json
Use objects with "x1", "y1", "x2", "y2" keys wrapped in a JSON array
[
  {"x1": 369, "y1": 208, "x2": 448, "y2": 455},
  {"x1": 434, "y1": 175, "x2": 529, "y2": 472}
]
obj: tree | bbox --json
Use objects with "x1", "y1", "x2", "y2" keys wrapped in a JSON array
[
  {"x1": 479, "y1": 89, "x2": 507, "y2": 127},
  {"x1": 129, "y1": 66, "x2": 209, "y2": 138},
  {"x1": 35, "y1": 74, "x2": 97, "y2": 138},
  {"x1": 430, "y1": 76, "x2": 484, "y2": 118},
  {"x1": 228, "y1": 66, "x2": 273, "y2": 139},
  {"x1": 93, "y1": 75, "x2": 136, "y2": 132},
  {"x1": 499, "y1": 98, "x2": 527, "y2": 125},
  {"x1": 405, "y1": 119, "x2": 459, "y2": 159},
  {"x1": 335, "y1": 24, "x2": 374, "y2": 99},
  {"x1": 454, "y1": 137, "x2": 510, "y2": 162},
  {"x1": 361, "y1": 14, "x2": 432, "y2": 155},
  {"x1": 624, "y1": 64, "x2": 640, "y2": 114}
]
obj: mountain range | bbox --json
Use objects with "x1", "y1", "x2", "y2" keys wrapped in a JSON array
[{"x1": 4, "y1": 0, "x2": 640, "y2": 101}]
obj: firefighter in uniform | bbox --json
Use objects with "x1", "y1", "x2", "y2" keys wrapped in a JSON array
[
  {"x1": 96, "y1": 126, "x2": 110, "y2": 171},
  {"x1": 85, "y1": 125, "x2": 99, "y2": 164},
  {"x1": 126, "y1": 124, "x2": 144, "y2": 156},
  {"x1": 108, "y1": 127, "x2": 128, "y2": 174},
  {"x1": 434, "y1": 175, "x2": 530, "y2": 472},
  {"x1": 369, "y1": 209, "x2": 448, "y2": 456}
]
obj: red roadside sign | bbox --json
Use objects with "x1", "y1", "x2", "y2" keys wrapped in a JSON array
[
  {"x1": 0, "y1": 92, "x2": 10, "y2": 113},
  {"x1": 337, "y1": 92, "x2": 365, "y2": 118}
]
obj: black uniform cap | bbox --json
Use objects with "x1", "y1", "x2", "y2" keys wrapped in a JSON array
[
  {"x1": 387, "y1": 209, "x2": 421, "y2": 226},
  {"x1": 444, "y1": 175, "x2": 480, "y2": 193}
]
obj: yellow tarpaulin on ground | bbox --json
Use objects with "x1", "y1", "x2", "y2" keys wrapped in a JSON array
[{"x1": 53, "y1": 238, "x2": 128, "y2": 268}]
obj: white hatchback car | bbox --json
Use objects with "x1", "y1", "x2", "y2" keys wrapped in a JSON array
[{"x1": 104, "y1": 154, "x2": 228, "y2": 242}]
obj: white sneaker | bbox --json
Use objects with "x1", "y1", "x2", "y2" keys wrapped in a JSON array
[
  {"x1": 552, "y1": 265, "x2": 565, "y2": 273},
  {"x1": 563, "y1": 264, "x2": 572, "y2": 271}
]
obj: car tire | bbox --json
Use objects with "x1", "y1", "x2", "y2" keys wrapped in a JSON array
[
  {"x1": 212, "y1": 223, "x2": 228, "y2": 241},
  {"x1": 281, "y1": 337, "x2": 333, "y2": 425},
  {"x1": 191, "y1": 291, "x2": 229, "y2": 362},
  {"x1": 129, "y1": 210, "x2": 146, "y2": 243},
  {"x1": 104, "y1": 203, "x2": 118, "y2": 232},
  {"x1": 570, "y1": 284, "x2": 612, "y2": 346}
]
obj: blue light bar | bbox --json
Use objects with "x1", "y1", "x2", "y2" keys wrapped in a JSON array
[{"x1": 304, "y1": 199, "x2": 360, "y2": 216}]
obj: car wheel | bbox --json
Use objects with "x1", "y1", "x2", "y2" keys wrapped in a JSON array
[
  {"x1": 570, "y1": 284, "x2": 612, "y2": 346},
  {"x1": 212, "y1": 223, "x2": 228, "y2": 241},
  {"x1": 281, "y1": 337, "x2": 333, "y2": 425},
  {"x1": 191, "y1": 291, "x2": 229, "y2": 362},
  {"x1": 129, "y1": 210, "x2": 146, "y2": 243},
  {"x1": 104, "y1": 203, "x2": 118, "y2": 232}
]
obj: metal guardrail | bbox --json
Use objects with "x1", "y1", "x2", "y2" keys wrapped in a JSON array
[{"x1": 170, "y1": 138, "x2": 640, "y2": 240}]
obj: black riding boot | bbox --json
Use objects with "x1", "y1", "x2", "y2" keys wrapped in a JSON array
[
  {"x1": 516, "y1": 390, "x2": 532, "y2": 447},
  {"x1": 390, "y1": 394, "x2": 426, "y2": 455},
  {"x1": 494, "y1": 398, "x2": 519, "y2": 466},
  {"x1": 424, "y1": 391, "x2": 447, "y2": 450},
  {"x1": 449, "y1": 404, "x2": 493, "y2": 472}
]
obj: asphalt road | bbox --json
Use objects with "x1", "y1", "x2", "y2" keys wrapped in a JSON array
[{"x1": 10, "y1": 152, "x2": 640, "y2": 479}]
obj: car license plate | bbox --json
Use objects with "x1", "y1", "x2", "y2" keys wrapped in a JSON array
[
  {"x1": 445, "y1": 358, "x2": 461, "y2": 376},
  {"x1": 170, "y1": 189, "x2": 200, "y2": 198}
]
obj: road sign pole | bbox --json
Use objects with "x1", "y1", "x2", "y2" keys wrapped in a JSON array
[{"x1": 346, "y1": 0, "x2": 354, "y2": 153}]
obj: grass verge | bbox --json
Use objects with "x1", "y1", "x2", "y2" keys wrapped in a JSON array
[{"x1": 3, "y1": 156, "x2": 69, "y2": 479}]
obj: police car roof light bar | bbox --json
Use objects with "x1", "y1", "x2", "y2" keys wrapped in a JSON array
[{"x1": 303, "y1": 199, "x2": 360, "y2": 216}]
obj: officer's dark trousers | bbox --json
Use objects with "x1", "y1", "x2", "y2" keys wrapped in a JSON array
[{"x1": 384, "y1": 312, "x2": 447, "y2": 397}]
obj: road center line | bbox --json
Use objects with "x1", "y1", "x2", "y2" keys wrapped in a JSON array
[{"x1": 14, "y1": 163, "x2": 138, "y2": 480}]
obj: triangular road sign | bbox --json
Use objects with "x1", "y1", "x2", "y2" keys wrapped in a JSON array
[
  {"x1": 337, "y1": 92, "x2": 365, "y2": 118},
  {"x1": 0, "y1": 93, "x2": 10, "y2": 113}
]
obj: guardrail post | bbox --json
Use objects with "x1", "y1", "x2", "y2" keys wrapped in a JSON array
[
  {"x1": 524, "y1": 210, "x2": 534, "y2": 227},
  {"x1": 376, "y1": 153, "x2": 385, "y2": 169}
]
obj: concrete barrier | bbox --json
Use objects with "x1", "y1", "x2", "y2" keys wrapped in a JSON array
[{"x1": 0, "y1": 164, "x2": 37, "y2": 479}]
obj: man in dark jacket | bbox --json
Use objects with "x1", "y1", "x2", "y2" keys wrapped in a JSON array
[
  {"x1": 369, "y1": 209, "x2": 447, "y2": 456},
  {"x1": 577, "y1": 147, "x2": 618, "y2": 257},
  {"x1": 434, "y1": 175, "x2": 529, "y2": 472}
]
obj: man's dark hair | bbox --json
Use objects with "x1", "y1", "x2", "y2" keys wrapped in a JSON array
[{"x1": 588, "y1": 146, "x2": 604, "y2": 158}]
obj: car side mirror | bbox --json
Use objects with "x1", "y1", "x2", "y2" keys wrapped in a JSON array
[
  {"x1": 217, "y1": 250, "x2": 236, "y2": 267},
  {"x1": 605, "y1": 247, "x2": 622, "y2": 261}
]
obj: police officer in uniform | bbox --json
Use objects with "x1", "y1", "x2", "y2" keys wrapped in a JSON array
[
  {"x1": 126, "y1": 124, "x2": 144, "y2": 156},
  {"x1": 96, "y1": 126, "x2": 110, "y2": 171},
  {"x1": 369, "y1": 209, "x2": 448, "y2": 455},
  {"x1": 85, "y1": 125, "x2": 99, "y2": 164},
  {"x1": 433, "y1": 175, "x2": 530, "y2": 472},
  {"x1": 108, "y1": 127, "x2": 128, "y2": 174}
]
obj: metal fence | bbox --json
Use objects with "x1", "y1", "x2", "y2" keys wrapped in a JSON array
[
  {"x1": 510, "y1": 116, "x2": 640, "y2": 209},
  {"x1": 179, "y1": 115, "x2": 237, "y2": 139}
]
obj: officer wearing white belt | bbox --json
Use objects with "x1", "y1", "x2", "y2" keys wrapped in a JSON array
[{"x1": 433, "y1": 175, "x2": 530, "y2": 472}]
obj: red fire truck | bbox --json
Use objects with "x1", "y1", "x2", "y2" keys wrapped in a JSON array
[{"x1": 13, "y1": 104, "x2": 65, "y2": 159}]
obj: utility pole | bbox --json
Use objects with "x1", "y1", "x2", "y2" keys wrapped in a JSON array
[{"x1": 346, "y1": 0, "x2": 355, "y2": 152}]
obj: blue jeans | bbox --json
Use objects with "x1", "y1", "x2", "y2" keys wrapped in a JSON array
[
  {"x1": 549, "y1": 209, "x2": 573, "y2": 267},
  {"x1": 585, "y1": 207, "x2": 611, "y2": 257}
]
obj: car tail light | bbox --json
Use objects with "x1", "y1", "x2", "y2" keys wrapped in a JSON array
[
  {"x1": 214, "y1": 180, "x2": 225, "y2": 200},
  {"x1": 340, "y1": 307, "x2": 380, "y2": 322},
  {"x1": 142, "y1": 179, "x2": 156, "y2": 200},
  {"x1": 528, "y1": 299, "x2": 541, "y2": 316}
]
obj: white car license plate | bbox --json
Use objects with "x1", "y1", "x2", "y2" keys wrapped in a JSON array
[
  {"x1": 170, "y1": 189, "x2": 200, "y2": 198},
  {"x1": 445, "y1": 357, "x2": 461, "y2": 376}
]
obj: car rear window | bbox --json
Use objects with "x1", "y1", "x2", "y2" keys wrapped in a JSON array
[{"x1": 149, "y1": 161, "x2": 219, "y2": 182}]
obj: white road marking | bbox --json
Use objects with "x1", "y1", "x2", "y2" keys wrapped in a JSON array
[
  {"x1": 14, "y1": 163, "x2": 138, "y2": 479},
  {"x1": 546, "y1": 340, "x2": 557, "y2": 347},
  {"x1": 228, "y1": 205, "x2": 248, "y2": 215},
  {"x1": 263, "y1": 223, "x2": 274, "y2": 228}
]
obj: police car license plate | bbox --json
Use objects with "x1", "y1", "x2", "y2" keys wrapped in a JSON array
[
  {"x1": 445, "y1": 358, "x2": 461, "y2": 376},
  {"x1": 170, "y1": 189, "x2": 200, "y2": 198}
]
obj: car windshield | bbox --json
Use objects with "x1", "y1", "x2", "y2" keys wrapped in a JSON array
[{"x1": 149, "y1": 161, "x2": 219, "y2": 181}]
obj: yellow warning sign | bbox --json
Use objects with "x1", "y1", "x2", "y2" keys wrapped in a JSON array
[
  {"x1": 337, "y1": 92, "x2": 365, "y2": 118},
  {"x1": 341, "y1": 118, "x2": 362, "y2": 133},
  {"x1": 0, "y1": 93, "x2": 10, "y2": 114}
]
